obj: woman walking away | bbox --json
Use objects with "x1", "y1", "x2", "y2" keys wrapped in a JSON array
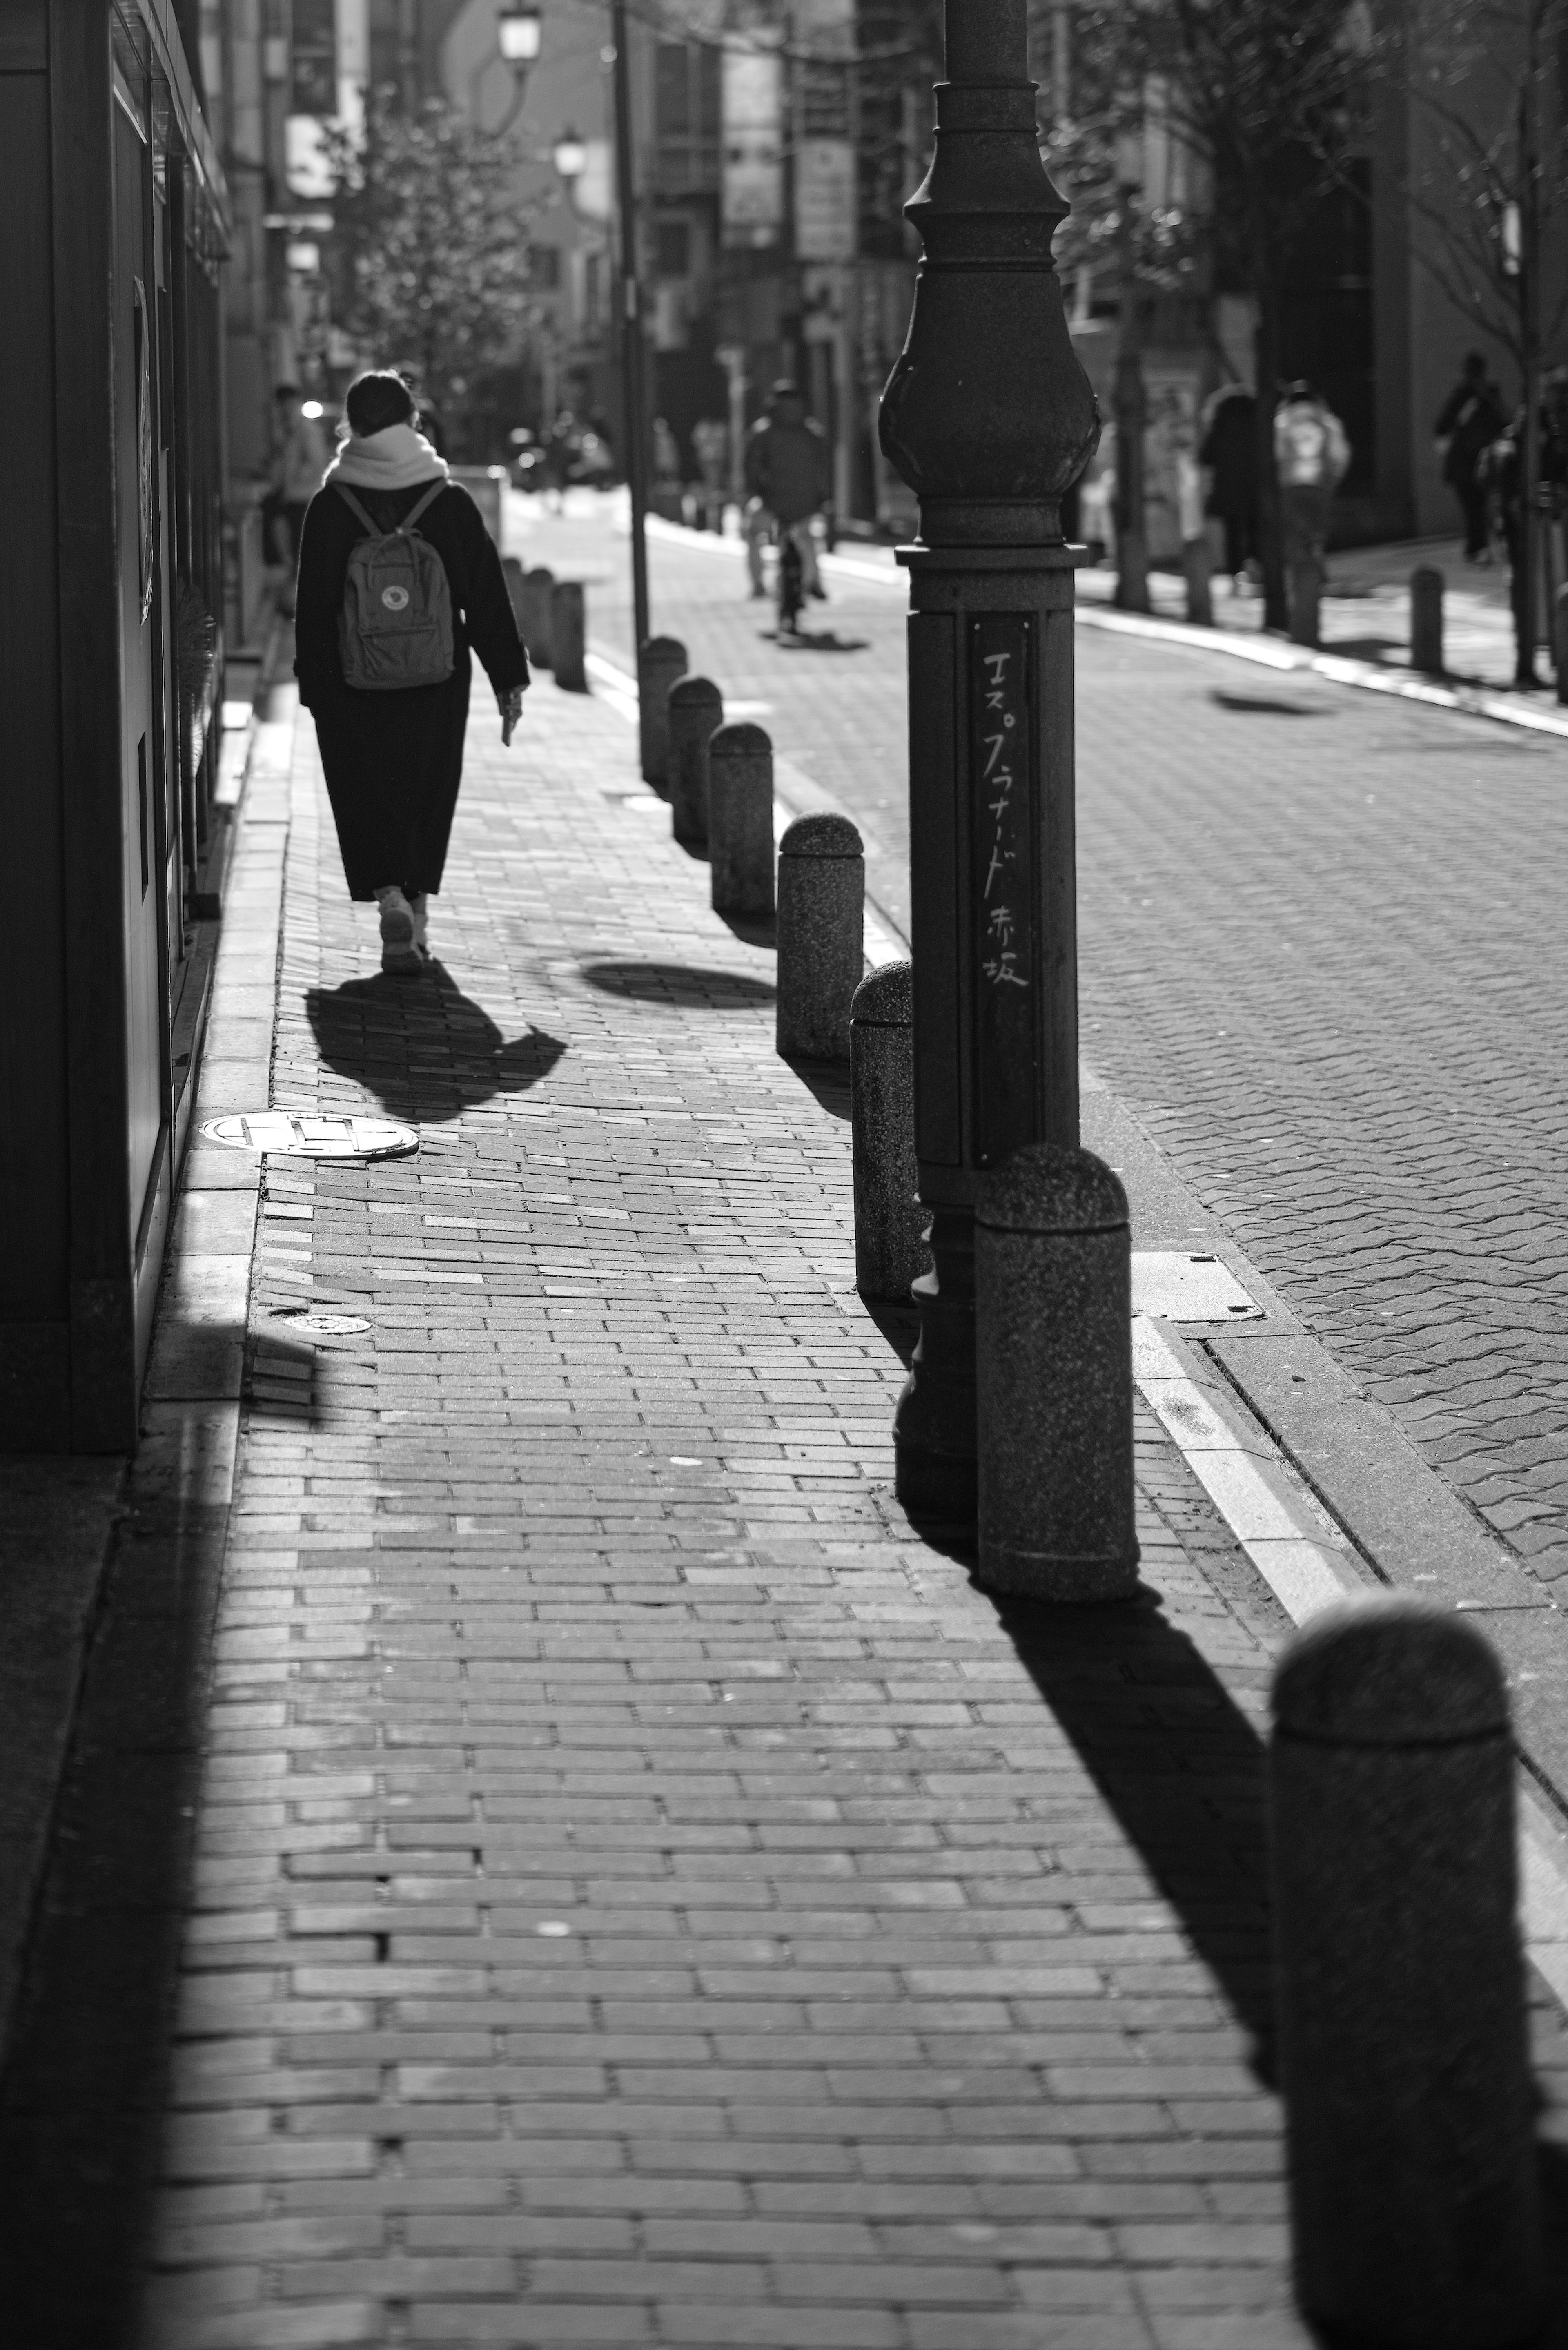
[{"x1": 294, "y1": 369, "x2": 530, "y2": 974}]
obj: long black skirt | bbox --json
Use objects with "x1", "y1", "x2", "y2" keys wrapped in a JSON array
[{"x1": 310, "y1": 651, "x2": 472, "y2": 901}]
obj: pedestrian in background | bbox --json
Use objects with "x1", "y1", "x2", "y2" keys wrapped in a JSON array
[
  {"x1": 544, "y1": 410, "x2": 576, "y2": 512},
  {"x1": 293, "y1": 369, "x2": 530, "y2": 974},
  {"x1": 1433, "y1": 351, "x2": 1506, "y2": 560},
  {"x1": 1274, "y1": 379, "x2": 1351, "y2": 614},
  {"x1": 692, "y1": 415, "x2": 728, "y2": 532},
  {"x1": 743, "y1": 380, "x2": 832, "y2": 601},
  {"x1": 269, "y1": 387, "x2": 330, "y2": 610},
  {"x1": 1198, "y1": 382, "x2": 1258, "y2": 593}
]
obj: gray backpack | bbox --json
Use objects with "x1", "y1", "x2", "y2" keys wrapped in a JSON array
[{"x1": 334, "y1": 482, "x2": 455, "y2": 691}]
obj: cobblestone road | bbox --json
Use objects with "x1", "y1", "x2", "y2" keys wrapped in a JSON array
[
  {"x1": 121, "y1": 674, "x2": 1368, "y2": 2350},
  {"x1": 517, "y1": 497, "x2": 1568, "y2": 1597}
]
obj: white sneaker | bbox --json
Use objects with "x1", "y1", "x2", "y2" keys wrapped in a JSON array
[{"x1": 376, "y1": 885, "x2": 421, "y2": 974}]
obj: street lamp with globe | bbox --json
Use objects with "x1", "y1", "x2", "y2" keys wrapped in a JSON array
[{"x1": 495, "y1": 4, "x2": 542, "y2": 129}]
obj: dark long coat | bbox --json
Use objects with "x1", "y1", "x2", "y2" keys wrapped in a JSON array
[{"x1": 294, "y1": 478, "x2": 530, "y2": 900}]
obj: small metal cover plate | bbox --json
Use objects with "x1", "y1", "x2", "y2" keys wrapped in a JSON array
[
  {"x1": 1132, "y1": 1252, "x2": 1262, "y2": 1322},
  {"x1": 201, "y1": 1113, "x2": 417, "y2": 1160}
]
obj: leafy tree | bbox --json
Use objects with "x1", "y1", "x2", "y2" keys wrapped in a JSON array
[{"x1": 323, "y1": 89, "x2": 537, "y2": 435}]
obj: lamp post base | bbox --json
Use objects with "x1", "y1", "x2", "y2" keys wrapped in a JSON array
[{"x1": 893, "y1": 1207, "x2": 977, "y2": 1524}]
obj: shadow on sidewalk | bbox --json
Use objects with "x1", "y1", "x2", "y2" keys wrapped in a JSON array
[
  {"x1": 993, "y1": 1586, "x2": 1278, "y2": 2083},
  {"x1": 578, "y1": 959, "x2": 775, "y2": 1008},
  {"x1": 306, "y1": 963, "x2": 566, "y2": 1122}
]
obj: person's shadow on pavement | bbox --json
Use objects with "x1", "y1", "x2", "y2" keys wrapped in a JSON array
[{"x1": 305, "y1": 963, "x2": 567, "y2": 1125}]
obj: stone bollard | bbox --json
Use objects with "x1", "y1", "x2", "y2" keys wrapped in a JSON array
[
  {"x1": 551, "y1": 581, "x2": 587, "y2": 691},
  {"x1": 1182, "y1": 534, "x2": 1213, "y2": 627},
  {"x1": 1411, "y1": 565, "x2": 1445, "y2": 676},
  {"x1": 973, "y1": 1144, "x2": 1139, "y2": 1599},
  {"x1": 667, "y1": 676, "x2": 724, "y2": 850},
  {"x1": 850, "y1": 960, "x2": 930, "y2": 1304},
  {"x1": 520, "y1": 567, "x2": 555, "y2": 669},
  {"x1": 638, "y1": 635, "x2": 687, "y2": 795},
  {"x1": 708, "y1": 722, "x2": 775, "y2": 917},
  {"x1": 776, "y1": 813, "x2": 864, "y2": 1061},
  {"x1": 1556, "y1": 583, "x2": 1568, "y2": 706},
  {"x1": 1270, "y1": 1596, "x2": 1544, "y2": 2348},
  {"x1": 502, "y1": 555, "x2": 526, "y2": 639}
]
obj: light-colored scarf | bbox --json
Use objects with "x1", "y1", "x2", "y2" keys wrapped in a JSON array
[{"x1": 322, "y1": 422, "x2": 449, "y2": 493}]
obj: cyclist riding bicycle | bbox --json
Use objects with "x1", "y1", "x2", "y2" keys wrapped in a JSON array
[{"x1": 743, "y1": 381, "x2": 832, "y2": 618}]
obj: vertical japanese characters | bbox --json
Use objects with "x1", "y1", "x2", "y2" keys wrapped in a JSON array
[{"x1": 970, "y1": 615, "x2": 1036, "y2": 1165}]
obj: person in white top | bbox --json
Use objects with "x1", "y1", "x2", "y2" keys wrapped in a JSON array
[{"x1": 1274, "y1": 380, "x2": 1351, "y2": 609}]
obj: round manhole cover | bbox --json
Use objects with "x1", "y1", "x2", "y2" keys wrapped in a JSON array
[
  {"x1": 269, "y1": 1309, "x2": 372, "y2": 1337},
  {"x1": 201, "y1": 1113, "x2": 417, "y2": 1160}
]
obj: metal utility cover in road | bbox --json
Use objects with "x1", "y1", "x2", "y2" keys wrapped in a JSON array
[
  {"x1": 1133, "y1": 1252, "x2": 1261, "y2": 1320},
  {"x1": 200, "y1": 1113, "x2": 417, "y2": 1160}
]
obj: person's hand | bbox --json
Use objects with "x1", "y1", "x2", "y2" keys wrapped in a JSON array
[{"x1": 499, "y1": 685, "x2": 525, "y2": 746}]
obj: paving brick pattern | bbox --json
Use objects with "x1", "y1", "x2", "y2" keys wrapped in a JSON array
[
  {"x1": 124, "y1": 673, "x2": 1365, "y2": 2350},
  {"x1": 523, "y1": 502, "x2": 1568, "y2": 1593}
]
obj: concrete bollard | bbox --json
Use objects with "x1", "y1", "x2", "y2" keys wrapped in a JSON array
[
  {"x1": 1182, "y1": 534, "x2": 1213, "y2": 627},
  {"x1": 520, "y1": 566, "x2": 555, "y2": 669},
  {"x1": 667, "y1": 675, "x2": 724, "y2": 850},
  {"x1": 1411, "y1": 565, "x2": 1445, "y2": 676},
  {"x1": 551, "y1": 580, "x2": 587, "y2": 691},
  {"x1": 708, "y1": 722, "x2": 775, "y2": 917},
  {"x1": 1556, "y1": 583, "x2": 1568, "y2": 706},
  {"x1": 638, "y1": 635, "x2": 687, "y2": 795},
  {"x1": 502, "y1": 555, "x2": 526, "y2": 640},
  {"x1": 973, "y1": 1144, "x2": 1139, "y2": 1600},
  {"x1": 850, "y1": 960, "x2": 930, "y2": 1304},
  {"x1": 776, "y1": 813, "x2": 863, "y2": 1061},
  {"x1": 1270, "y1": 1596, "x2": 1544, "y2": 2348}
]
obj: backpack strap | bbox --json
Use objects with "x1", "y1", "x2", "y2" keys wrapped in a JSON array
[
  {"x1": 400, "y1": 480, "x2": 448, "y2": 533},
  {"x1": 332, "y1": 483, "x2": 380, "y2": 535}
]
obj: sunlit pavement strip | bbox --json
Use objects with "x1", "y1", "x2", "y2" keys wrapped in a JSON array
[{"x1": 1131, "y1": 1312, "x2": 1568, "y2": 2010}]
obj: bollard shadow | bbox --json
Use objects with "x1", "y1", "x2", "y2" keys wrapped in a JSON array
[
  {"x1": 782, "y1": 1054, "x2": 851, "y2": 1124},
  {"x1": 305, "y1": 964, "x2": 567, "y2": 1124},
  {"x1": 578, "y1": 960, "x2": 776, "y2": 1008},
  {"x1": 991, "y1": 1584, "x2": 1279, "y2": 2083},
  {"x1": 1316, "y1": 633, "x2": 1407, "y2": 664}
]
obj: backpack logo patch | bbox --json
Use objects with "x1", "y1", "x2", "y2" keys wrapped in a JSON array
[{"x1": 381, "y1": 585, "x2": 410, "y2": 611}]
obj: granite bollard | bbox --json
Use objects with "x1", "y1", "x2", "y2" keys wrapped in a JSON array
[
  {"x1": 851, "y1": 960, "x2": 929, "y2": 1304},
  {"x1": 776, "y1": 813, "x2": 863, "y2": 1061},
  {"x1": 638, "y1": 635, "x2": 687, "y2": 795},
  {"x1": 973, "y1": 1144, "x2": 1138, "y2": 1598},
  {"x1": 551, "y1": 580, "x2": 587, "y2": 691},
  {"x1": 708, "y1": 722, "x2": 775, "y2": 917},
  {"x1": 1270, "y1": 1597, "x2": 1545, "y2": 2349},
  {"x1": 520, "y1": 567, "x2": 555, "y2": 669},
  {"x1": 667, "y1": 676, "x2": 724, "y2": 850},
  {"x1": 1412, "y1": 565, "x2": 1445, "y2": 677}
]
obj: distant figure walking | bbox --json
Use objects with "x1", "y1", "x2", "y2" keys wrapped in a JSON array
[
  {"x1": 294, "y1": 370, "x2": 530, "y2": 974},
  {"x1": 692, "y1": 415, "x2": 728, "y2": 531},
  {"x1": 544, "y1": 410, "x2": 577, "y2": 512},
  {"x1": 268, "y1": 387, "x2": 331, "y2": 607},
  {"x1": 743, "y1": 381, "x2": 832, "y2": 602},
  {"x1": 1198, "y1": 383, "x2": 1258, "y2": 592},
  {"x1": 1274, "y1": 380, "x2": 1351, "y2": 609},
  {"x1": 1433, "y1": 352, "x2": 1506, "y2": 560}
]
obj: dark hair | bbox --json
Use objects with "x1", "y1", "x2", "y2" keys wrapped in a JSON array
[
  {"x1": 1463, "y1": 350, "x2": 1487, "y2": 377},
  {"x1": 345, "y1": 370, "x2": 416, "y2": 436}
]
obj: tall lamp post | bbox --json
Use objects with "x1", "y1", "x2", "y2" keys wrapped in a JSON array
[
  {"x1": 877, "y1": 0, "x2": 1099, "y2": 1519},
  {"x1": 609, "y1": 0, "x2": 651, "y2": 651}
]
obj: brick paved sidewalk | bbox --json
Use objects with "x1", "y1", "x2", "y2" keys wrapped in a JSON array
[{"x1": 126, "y1": 672, "x2": 1566, "y2": 2350}]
